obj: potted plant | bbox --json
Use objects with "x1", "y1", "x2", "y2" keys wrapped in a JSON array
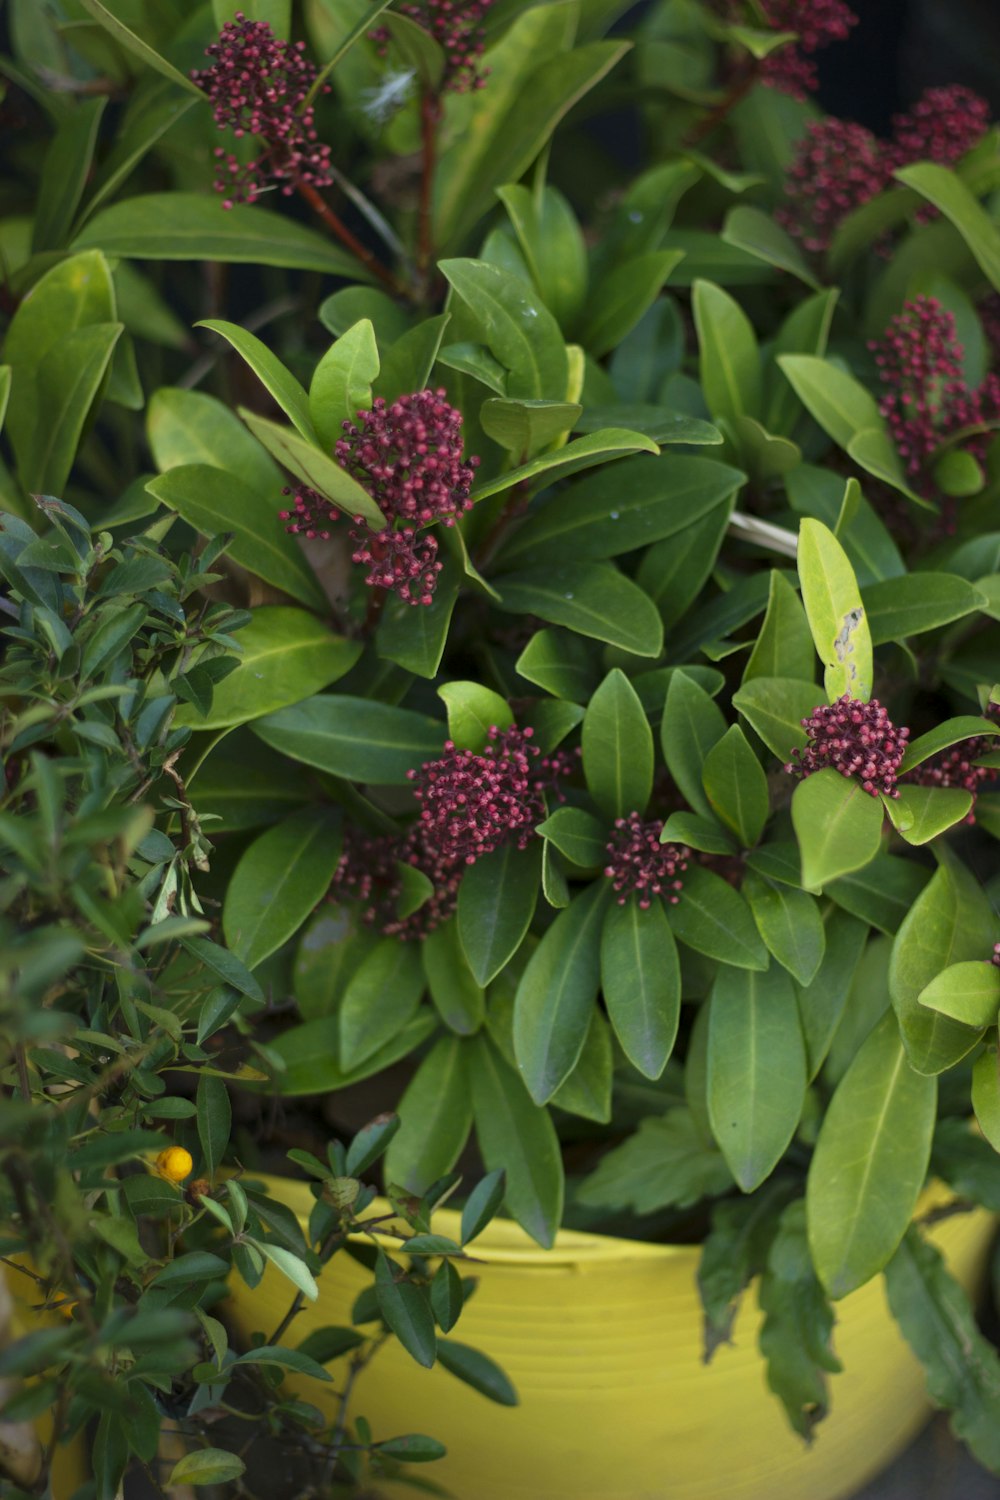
[{"x1": 4, "y1": 0, "x2": 1000, "y2": 1496}]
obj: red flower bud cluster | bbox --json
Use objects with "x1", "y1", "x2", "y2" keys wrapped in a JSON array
[
  {"x1": 604, "y1": 813, "x2": 689, "y2": 909},
  {"x1": 280, "y1": 389, "x2": 479, "y2": 607},
  {"x1": 371, "y1": 1, "x2": 496, "y2": 93},
  {"x1": 408, "y1": 726, "x2": 575, "y2": 865},
  {"x1": 781, "y1": 86, "x2": 991, "y2": 253},
  {"x1": 755, "y1": 0, "x2": 857, "y2": 98},
  {"x1": 785, "y1": 695, "x2": 910, "y2": 798},
  {"x1": 192, "y1": 13, "x2": 332, "y2": 207},
  {"x1": 905, "y1": 704, "x2": 1000, "y2": 819},
  {"x1": 870, "y1": 296, "x2": 1000, "y2": 499},
  {"x1": 331, "y1": 825, "x2": 463, "y2": 940}
]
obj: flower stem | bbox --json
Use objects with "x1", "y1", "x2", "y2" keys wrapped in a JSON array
[{"x1": 418, "y1": 92, "x2": 441, "y2": 285}]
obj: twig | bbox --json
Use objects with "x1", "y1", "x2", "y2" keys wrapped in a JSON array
[
  {"x1": 296, "y1": 183, "x2": 407, "y2": 298},
  {"x1": 417, "y1": 92, "x2": 441, "y2": 285},
  {"x1": 727, "y1": 510, "x2": 799, "y2": 558},
  {"x1": 683, "y1": 62, "x2": 758, "y2": 148}
]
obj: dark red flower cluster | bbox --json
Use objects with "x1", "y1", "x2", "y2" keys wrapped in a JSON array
[
  {"x1": 785, "y1": 696, "x2": 910, "y2": 798},
  {"x1": 408, "y1": 726, "x2": 574, "y2": 866},
  {"x1": 905, "y1": 705, "x2": 1000, "y2": 818},
  {"x1": 781, "y1": 85, "x2": 991, "y2": 253},
  {"x1": 604, "y1": 814, "x2": 689, "y2": 909},
  {"x1": 870, "y1": 296, "x2": 1000, "y2": 498},
  {"x1": 192, "y1": 14, "x2": 332, "y2": 207},
  {"x1": 755, "y1": 0, "x2": 857, "y2": 98},
  {"x1": 331, "y1": 826, "x2": 463, "y2": 940},
  {"x1": 280, "y1": 389, "x2": 479, "y2": 606},
  {"x1": 371, "y1": 0, "x2": 496, "y2": 93},
  {"x1": 993, "y1": 943, "x2": 1000, "y2": 969}
]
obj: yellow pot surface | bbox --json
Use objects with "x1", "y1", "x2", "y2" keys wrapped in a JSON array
[
  {"x1": 4, "y1": 1264, "x2": 89, "y2": 1500},
  {"x1": 227, "y1": 1177, "x2": 995, "y2": 1500}
]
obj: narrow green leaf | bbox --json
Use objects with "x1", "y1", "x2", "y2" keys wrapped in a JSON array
[
  {"x1": 582, "y1": 668, "x2": 653, "y2": 820},
  {"x1": 457, "y1": 841, "x2": 540, "y2": 987},
  {"x1": 385, "y1": 1037, "x2": 473, "y2": 1193},
  {"x1": 694, "y1": 279, "x2": 761, "y2": 425},
  {"x1": 198, "y1": 319, "x2": 314, "y2": 439},
  {"x1": 896, "y1": 163, "x2": 1000, "y2": 293},
  {"x1": 77, "y1": 0, "x2": 206, "y2": 95},
  {"x1": 918, "y1": 961, "x2": 1000, "y2": 1028},
  {"x1": 732, "y1": 676, "x2": 819, "y2": 763},
  {"x1": 239, "y1": 408, "x2": 384, "y2": 529},
  {"x1": 223, "y1": 808, "x2": 343, "y2": 970},
  {"x1": 661, "y1": 668, "x2": 727, "y2": 818},
  {"x1": 252, "y1": 694, "x2": 445, "y2": 786},
  {"x1": 668, "y1": 865, "x2": 768, "y2": 971},
  {"x1": 797, "y1": 518, "x2": 872, "y2": 702},
  {"x1": 601, "y1": 897, "x2": 681, "y2": 1079},
  {"x1": 743, "y1": 571, "x2": 815, "y2": 684},
  {"x1": 339, "y1": 942, "x2": 426, "y2": 1070},
  {"x1": 744, "y1": 873, "x2": 826, "y2": 987},
  {"x1": 468, "y1": 1036, "x2": 563, "y2": 1248},
  {"x1": 791, "y1": 770, "x2": 884, "y2": 892},
  {"x1": 168, "y1": 1451, "x2": 246, "y2": 1488},
  {"x1": 375, "y1": 1251, "x2": 436, "y2": 1368},
  {"x1": 422, "y1": 920, "x2": 485, "y2": 1035},
  {"x1": 496, "y1": 561, "x2": 663, "y2": 657},
  {"x1": 472, "y1": 428, "x2": 659, "y2": 504},
  {"x1": 884, "y1": 785, "x2": 973, "y2": 845},
  {"x1": 701, "y1": 724, "x2": 769, "y2": 847},
  {"x1": 437, "y1": 1339, "x2": 518, "y2": 1407},
  {"x1": 308, "y1": 319, "x2": 380, "y2": 452}
]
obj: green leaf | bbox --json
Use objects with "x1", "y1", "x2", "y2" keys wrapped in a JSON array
[
  {"x1": 238, "y1": 408, "x2": 384, "y2": 529},
  {"x1": 575, "y1": 406, "x2": 722, "y2": 446},
  {"x1": 82, "y1": 85, "x2": 200, "y2": 227},
  {"x1": 147, "y1": 386, "x2": 283, "y2": 496},
  {"x1": 862, "y1": 572, "x2": 985, "y2": 644},
  {"x1": 33, "y1": 97, "x2": 107, "y2": 252},
  {"x1": 436, "y1": 681, "x2": 513, "y2": 751},
  {"x1": 498, "y1": 454, "x2": 744, "y2": 565},
  {"x1": 268, "y1": 1014, "x2": 436, "y2": 1095},
  {"x1": 806, "y1": 1011, "x2": 936, "y2": 1298},
  {"x1": 385, "y1": 1037, "x2": 472, "y2": 1193},
  {"x1": 308, "y1": 319, "x2": 380, "y2": 452},
  {"x1": 889, "y1": 862, "x2": 997, "y2": 1075},
  {"x1": 497, "y1": 182, "x2": 588, "y2": 332},
  {"x1": 145, "y1": 465, "x2": 326, "y2": 610},
  {"x1": 375, "y1": 1251, "x2": 436, "y2": 1368},
  {"x1": 515, "y1": 627, "x2": 598, "y2": 701},
  {"x1": 701, "y1": 725, "x2": 769, "y2": 847},
  {"x1": 884, "y1": 784, "x2": 973, "y2": 845},
  {"x1": 495, "y1": 561, "x2": 663, "y2": 657},
  {"x1": 743, "y1": 571, "x2": 815, "y2": 684},
  {"x1": 196, "y1": 1072, "x2": 232, "y2": 1182},
  {"x1": 661, "y1": 668, "x2": 727, "y2": 819},
  {"x1": 460, "y1": 1168, "x2": 505, "y2": 1246},
  {"x1": 659, "y1": 810, "x2": 736, "y2": 856},
  {"x1": 895, "y1": 163, "x2": 1000, "y2": 293},
  {"x1": 600, "y1": 897, "x2": 681, "y2": 1079},
  {"x1": 513, "y1": 881, "x2": 610, "y2": 1104},
  {"x1": 431, "y1": 1260, "x2": 464, "y2": 1332},
  {"x1": 468, "y1": 1035, "x2": 563, "y2": 1248},
  {"x1": 796, "y1": 909, "x2": 867, "y2": 1080},
  {"x1": 223, "y1": 808, "x2": 343, "y2": 970},
  {"x1": 582, "y1": 668, "x2": 653, "y2": 821},
  {"x1": 797, "y1": 518, "x2": 872, "y2": 702},
  {"x1": 480, "y1": 398, "x2": 581, "y2": 456},
  {"x1": 744, "y1": 873, "x2": 826, "y2": 987},
  {"x1": 231, "y1": 1343, "x2": 332, "y2": 1379},
  {"x1": 536, "y1": 806, "x2": 607, "y2": 868},
  {"x1": 791, "y1": 770, "x2": 884, "y2": 892},
  {"x1": 339, "y1": 941, "x2": 426, "y2": 1070},
  {"x1": 457, "y1": 841, "x2": 539, "y2": 987},
  {"x1": 378, "y1": 563, "x2": 459, "y2": 680},
  {"x1": 176, "y1": 607, "x2": 361, "y2": 731},
  {"x1": 707, "y1": 962, "x2": 806, "y2": 1192},
  {"x1": 380, "y1": 11, "x2": 445, "y2": 88},
  {"x1": 972, "y1": 1051, "x2": 1000, "y2": 1152},
  {"x1": 375, "y1": 313, "x2": 451, "y2": 406},
  {"x1": 436, "y1": 1339, "x2": 518, "y2": 1406},
  {"x1": 373, "y1": 1435, "x2": 447, "y2": 1463},
  {"x1": 168, "y1": 1451, "x2": 246, "y2": 1488},
  {"x1": 198, "y1": 319, "x2": 314, "y2": 440},
  {"x1": 422, "y1": 920, "x2": 485, "y2": 1035},
  {"x1": 549, "y1": 1009, "x2": 612, "y2": 1120},
  {"x1": 669, "y1": 866, "x2": 768, "y2": 971},
  {"x1": 934, "y1": 447, "x2": 984, "y2": 498},
  {"x1": 581, "y1": 250, "x2": 685, "y2": 359},
  {"x1": 721, "y1": 205, "x2": 820, "y2": 290},
  {"x1": 885, "y1": 1228, "x2": 1000, "y2": 1471},
  {"x1": 901, "y1": 715, "x2": 1000, "y2": 772},
  {"x1": 733, "y1": 676, "x2": 820, "y2": 763},
  {"x1": 758, "y1": 1200, "x2": 840, "y2": 1441},
  {"x1": 576, "y1": 1107, "x2": 733, "y2": 1214},
  {"x1": 77, "y1": 0, "x2": 206, "y2": 96},
  {"x1": 472, "y1": 428, "x2": 660, "y2": 504},
  {"x1": 918, "y1": 961, "x2": 1000, "y2": 1028},
  {"x1": 182, "y1": 937, "x2": 264, "y2": 1002},
  {"x1": 252, "y1": 694, "x2": 445, "y2": 786},
  {"x1": 778, "y1": 355, "x2": 910, "y2": 496},
  {"x1": 693, "y1": 279, "x2": 761, "y2": 426},
  {"x1": 440, "y1": 258, "x2": 567, "y2": 400},
  {"x1": 20, "y1": 322, "x2": 123, "y2": 495},
  {"x1": 74, "y1": 193, "x2": 365, "y2": 277}
]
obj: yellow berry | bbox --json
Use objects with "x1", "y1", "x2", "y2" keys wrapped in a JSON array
[{"x1": 155, "y1": 1146, "x2": 194, "y2": 1184}]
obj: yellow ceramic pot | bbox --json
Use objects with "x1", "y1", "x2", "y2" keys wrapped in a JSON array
[
  {"x1": 4, "y1": 1265, "x2": 88, "y2": 1500},
  {"x1": 227, "y1": 1177, "x2": 994, "y2": 1500}
]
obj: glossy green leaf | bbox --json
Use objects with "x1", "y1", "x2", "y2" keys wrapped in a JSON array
[
  {"x1": 253, "y1": 694, "x2": 445, "y2": 786},
  {"x1": 582, "y1": 250, "x2": 685, "y2": 359},
  {"x1": 308, "y1": 319, "x2": 380, "y2": 451},
  {"x1": 668, "y1": 866, "x2": 768, "y2": 971},
  {"x1": 972, "y1": 1050, "x2": 1000, "y2": 1153},
  {"x1": 176, "y1": 608, "x2": 361, "y2": 730},
  {"x1": 385, "y1": 1037, "x2": 473, "y2": 1193},
  {"x1": 659, "y1": 810, "x2": 736, "y2": 856},
  {"x1": 862, "y1": 572, "x2": 985, "y2": 644},
  {"x1": 18, "y1": 322, "x2": 122, "y2": 496},
  {"x1": 457, "y1": 841, "x2": 540, "y2": 986},
  {"x1": 339, "y1": 941, "x2": 426, "y2": 1070},
  {"x1": 744, "y1": 873, "x2": 826, "y2": 987},
  {"x1": 743, "y1": 571, "x2": 815, "y2": 684},
  {"x1": 168, "y1": 1451, "x2": 246, "y2": 1488},
  {"x1": 436, "y1": 1339, "x2": 518, "y2": 1407},
  {"x1": 375, "y1": 313, "x2": 450, "y2": 406},
  {"x1": 918, "y1": 961, "x2": 1000, "y2": 1028},
  {"x1": 75, "y1": 193, "x2": 364, "y2": 277},
  {"x1": 901, "y1": 715, "x2": 1000, "y2": 772},
  {"x1": 472, "y1": 428, "x2": 660, "y2": 505},
  {"x1": 732, "y1": 676, "x2": 821, "y2": 763},
  {"x1": 480, "y1": 398, "x2": 581, "y2": 456},
  {"x1": 223, "y1": 808, "x2": 343, "y2": 970},
  {"x1": 423, "y1": 921, "x2": 485, "y2": 1036},
  {"x1": 896, "y1": 163, "x2": 1000, "y2": 293},
  {"x1": 378, "y1": 563, "x2": 459, "y2": 680},
  {"x1": 515, "y1": 628, "x2": 599, "y2": 701},
  {"x1": 778, "y1": 355, "x2": 909, "y2": 495},
  {"x1": 440, "y1": 257, "x2": 567, "y2": 400},
  {"x1": 721, "y1": 205, "x2": 820, "y2": 289},
  {"x1": 582, "y1": 668, "x2": 653, "y2": 821},
  {"x1": 497, "y1": 182, "x2": 588, "y2": 331},
  {"x1": 375, "y1": 1251, "x2": 436, "y2": 1368},
  {"x1": 468, "y1": 1035, "x2": 563, "y2": 1249},
  {"x1": 238, "y1": 408, "x2": 384, "y2": 529},
  {"x1": 33, "y1": 97, "x2": 107, "y2": 252},
  {"x1": 701, "y1": 725, "x2": 769, "y2": 847},
  {"x1": 267, "y1": 1013, "x2": 436, "y2": 1095},
  {"x1": 694, "y1": 279, "x2": 761, "y2": 426},
  {"x1": 437, "y1": 681, "x2": 513, "y2": 751},
  {"x1": 707, "y1": 962, "x2": 806, "y2": 1192},
  {"x1": 791, "y1": 770, "x2": 884, "y2": 892},
  {"x1": 601, "y1": 896, "x2": 681, "y2": 1079},
  {"x1": 77, "y1": 0, "x2": 206, "y2": 95},
  {"x1": 198, "y1": 319, "x2": 314, "y2": 440},
  {"x1": 884, "y1": 784, "x2": 973, "y2": 845},
  {"x1": 807, "y1": 1011, "x2": 936, "y2": 1298},
  {"x1": 576, "y1": 1107, "x2": 733, "y2": 1214},
  {"x1": 549, "y1": 1009, "x2": 613, "y2": 1121},
  {"x1": 196, "y1": 1072, "x2": 231, "y2": 1183},
  {"x1": 661, "y1": 668, "x2": 727, "y2": 819},
  {"x1": 513, "y1": 880, "x2": 610, "y2": 1104},
  {"x1": 144, "y1": 465, "x2": 327, "y2": 610},
  {"x1": 797, "y1": 518, "x2": 872, "y2": 702},
  {"x1": 496, "y1": 561, "x2": 663, "y2": 657},
  {"x1": 796, "y1": 909, "x2": 868, "y2": 1080},
  {"x1": 147, "y1": 386, "x2": 283, "y2": 495},
  {"x1": 637, "y1": 505, "x2": 734, "y2": 628}
]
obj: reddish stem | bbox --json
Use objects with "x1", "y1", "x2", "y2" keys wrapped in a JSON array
[
  {"x1": 418, "y1": 92, "x2": 441, "y2": 283},
  {"x1": 297, "y1": 181, "x2": 407, "y2": 297},
  {"x1": 683, "y1": 61, "x2": 759, "y2": 147}
]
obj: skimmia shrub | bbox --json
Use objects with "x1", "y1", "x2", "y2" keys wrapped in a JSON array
[{"x1": 5, "y1": 0, "x2": 1000, "y2": 1491}]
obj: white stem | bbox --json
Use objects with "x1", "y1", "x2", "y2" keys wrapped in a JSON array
[{"x1": 728, "y1": 510, "x2": 799, "y2": 559}]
